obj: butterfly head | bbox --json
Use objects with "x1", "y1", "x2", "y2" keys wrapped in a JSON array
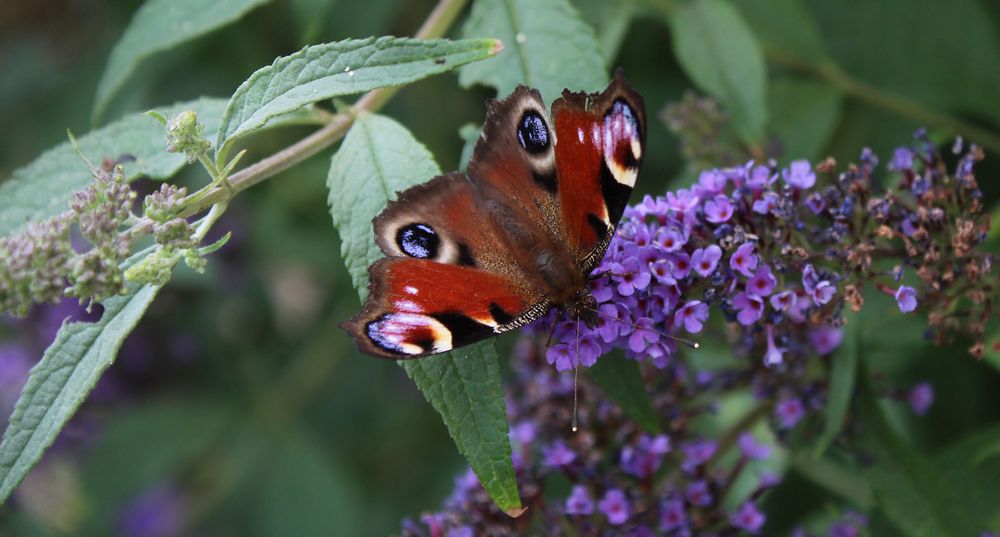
[{"x1": 565, "y1": 288, "x2": 598, "y2": 328}]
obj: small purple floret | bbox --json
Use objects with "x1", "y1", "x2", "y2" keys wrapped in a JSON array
[
  {"x1": 908, "y1": 382, "x2": 934, "y2": 415},
  {"x1": 730, "y1": 501, "x2": 766, "y2": 534},
  {"x1": 691, "y1": 245, "x2": 722, "y2": 277},
  {"x1": 895, "y1": 285, "x2": 918, "y2": 313},
  {"x1": 598, "y1": 489, "x2": 630, "y2": 525},
  {"x1": 674, "y1": 300, "x2": 709, "y2": 334},
  {"x1": 782, "y1": 159, "x2": 816, "y2": 189},
  {"x1": 565, "y1": 485, "x2": 594, "y2": 515},
  {"x1": 730, "y1": 243, "x2": 759, "y2": 278}
]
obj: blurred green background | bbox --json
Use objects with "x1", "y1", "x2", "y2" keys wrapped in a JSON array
[{"x1": 1, "y1": 0, "x2": 999, "y2": 535}]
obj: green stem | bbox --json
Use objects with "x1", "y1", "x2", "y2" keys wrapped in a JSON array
[
  {"x1": 790, "y1": 453, "x2": 874, "y2": 509},
  {"x1": 146, "y1": 0, "x2": 471, "y2": 527},
  {"x1": 191, "y1": 202, "x2": 227, "y2": 242},
  {"x1": 707, "y1": 400, "x2": 771, "y2": 468},
  {"x1": 767, "y1": 49, "x2": 1000, "y2": 154}
]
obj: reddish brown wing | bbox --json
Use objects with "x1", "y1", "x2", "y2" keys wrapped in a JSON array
[
  {"x1": 466, "y1": 86, "x2": 566, "y2": 248},
  {"x1": 552, "y1": 70, "x2": 645, "y2": 272},
  {"x1": 342, "y1": 73, "x2": 645, "y2": 359},
  {"x1": 341, "y1": 257, "x2": 548, "y2": 358},
  {"x1": 341, "y1": 173, "x2": 549, "y2": 359}
]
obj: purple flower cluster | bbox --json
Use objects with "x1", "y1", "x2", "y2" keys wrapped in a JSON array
[
  {"x1": 540, "y1": 135, "x2": 994, "y2": 370},
  {"x1": 542, "y1": 158, "x2": 868, "y2": 372},
  {"x1": 401, "y1": 136, "x2": 996, "y2": 536},
  {"x1": 402, "y1": 341, "x2": 780, "y2": 536}
]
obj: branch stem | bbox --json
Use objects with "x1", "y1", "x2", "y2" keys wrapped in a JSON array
[
  {"x1": 767, "y1": 49, "x2": 1000, "y2": 154},
  {"x1": 165, "y1": 0, "x2": 469, "y2": 222}
]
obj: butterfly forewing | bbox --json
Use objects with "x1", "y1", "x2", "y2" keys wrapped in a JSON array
[{"x1": 552, "y1": 70, "x2": 646, "y2": 272}]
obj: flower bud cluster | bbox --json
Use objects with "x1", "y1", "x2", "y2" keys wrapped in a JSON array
[
  {"x1": 0, "y1": 162, "x2": 141, "y2": 316},
  {"x1": 165, "y1": 111, "x2": 210, "y2": 164},
  {"x1": 660, "y1": 92, "x2": 737, "y2": 169},
  {"x1": 0, "y1": 216, "x2": 73, "y2": 316},
  {"x1": 144, "y1": 183, "x2": 194, "y2": 251},
  {"x1": 65, "y1": 164, "x2": 136, "y2": 305}
]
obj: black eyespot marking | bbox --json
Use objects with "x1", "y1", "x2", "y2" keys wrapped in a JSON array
[
  {"x1": 586, "y1": 213, "x2": 608, "y2": 241},
  {"x1": 517, "y1": 110, "x2": 550, "y2": 154},
  {"x1": 489, "y1": 302, "x2": 515, "y2": 325},
  {"x1": 396, "y1": 223, "x2": 439, "y2": 259},
  {"x1": 533, "y1": 169, "x2": 557, "y2": 194},
  {"x1": 432, "y1": 312, "x2": 493, "y2": 348},
  {"x1": 457, "y1": 242, "x2": 477, "y2": 267}
]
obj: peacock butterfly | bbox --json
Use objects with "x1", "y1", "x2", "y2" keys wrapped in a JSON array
[{"x1": 341, "y1": 70, "x2": 645, "y2": 358}]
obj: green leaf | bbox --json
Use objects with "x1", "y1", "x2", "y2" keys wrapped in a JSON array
[
  {"x1": 934, "y1": 425, "x2": 1000, "y2": 530},
  {"x1": 257, "y1": 430, "x2": 360, "y2": 536},
  {"x1": 80, "y1": 398, "x2": 233, "y2": 531},
  {"x1": 402, "y1": 347, "x2": 522, "y2": 513},
  {"x1": 0, "y1": 98, "x2": 226, "y2": 240},
  {"x1": 459, "y1": 0, "x2": 606, "y2": 102},
  {"x1": 573, "y1": 0, "x2": 637, "y2": 64},
  {"x1": 327, "y1": 113, "x2": 441, "y2": 291},
  {"x1": 857, "y1": 359, "x2": 984, "y2": 536},
  {"x1": 92, "y1": 0, "x2": 271, "y2": 123},
  {"x1": 769, "y1": 77, "x2": 842, "y2": 161},
  {"x1": 669, "y1": 0, "x2": 768, "y2": 144},
  {"x1": 290, "y1": 0, "x2": 340, "y2": 47},
  {"x1": 0, "y1": 276, "x2": 166, "y2": 505},
  {"x1": 326, "y1": 112, "x2": 521, "y2": 513},
  {"x1": 805, "y1": 0, "x2": 1000, "y2": 127},
  {"x1": 457, "y1": 123, "x2": 481, "y2": 171},
  {"x1": 216, "y1": 36, "x2": 502, "y2": 161},
  {"x1": 790, "y1": 453, "x2": 873, "y2": 509},
  {"x1": 732, "y1": 0, "x2": 829, "y2": 61},
  {"x1": 588, "y1": 354, "x2": 661, "y2": 434},
  {"x1": 813, "y1": 311, "x2": 858, "y2": 457}
]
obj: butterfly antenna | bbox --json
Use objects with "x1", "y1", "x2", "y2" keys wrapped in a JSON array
[
  {"x1": 544, "y1": 313, "x2": 559, "y2": 347},
  {"x1": 587, "y1": 306, "x2": 700, "y2": 350},
  {"x1": 572, "y1": 319, "x2": 580, "y2": 433}
]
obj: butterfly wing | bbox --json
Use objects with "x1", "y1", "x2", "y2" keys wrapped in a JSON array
[
  {"x1": 466, "y1": 86, "x2": 566, "y2": 248},
  {"x1": 343, "y1": 257, "x2": 549, "y2": 358},
  {"x1": 341, "y1": 173, "x2": 549, "y2": 359},
  {"x1": 552, "y1": 70, "x2": 645, "y2": 272},
  {"x1": 466, "y1": 70, "x2": 645, "y2": 272},
  {"x1": 343, "y1": 73, "x2": 645, "y2": 358}
]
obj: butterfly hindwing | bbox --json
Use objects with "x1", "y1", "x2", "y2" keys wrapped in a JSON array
[
  {"x1": 343, "y1": 173, "x2": 548, "y2": 358},
  {"x1": 342, "y1": 257, "x2": 547, "y2": 358}
]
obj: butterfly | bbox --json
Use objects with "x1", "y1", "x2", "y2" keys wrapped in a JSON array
[{"x1": 341, "y1": 70, "x2": 645, "y2": 358}]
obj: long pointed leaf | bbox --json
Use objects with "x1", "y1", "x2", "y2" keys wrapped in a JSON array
[
  {"x1": 857, "y1": 358, "x2": 983, "y2": 536},
  {"x1": 459, "y1": 0, "x2": 606, "y2": 102},
  {"x1": 0, "y1": 277, "x2": 165, "y2": 504},
  {"x1": 668, "y1": 0, "x2": 768, "y2": 144},
  {"x1": 327, "y1": 112, "x2": 521, "y2": 513},
  {"x1": 588, "y1": 354, "x2": 661, "y2": 434},
  {"x1": 216, "y1": 36, "x2": 502, "y2": 160},
  {"x1": 92, "y1": 0, "x2": 270, "y2": 123},
  {"x1": 813, "y1": 313, "x2": 858, "y2": 457}
]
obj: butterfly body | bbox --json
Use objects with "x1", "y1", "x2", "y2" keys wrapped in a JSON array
[{"x1": 342, "y1": 70, "x2": 645, "y2": 358}]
